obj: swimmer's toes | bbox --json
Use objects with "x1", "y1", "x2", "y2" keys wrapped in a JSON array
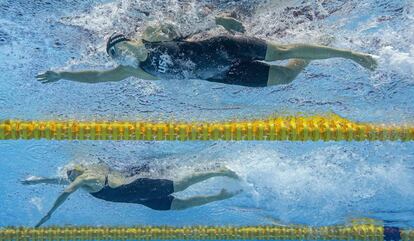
[
  {"x1": 370, "y1": 57, "x2": 379, "y2": 71},
  {"x1": 362, "y1": 55, "x2": 377, "y2": 71},
  {"x1": 357, "y1": 54, "x2": 378, "y2": 71},
  {"x1": 234, "y1": 189, "x2": 243, "y2": 195},
  {"x1": 219, "y1": 167, "x2": 239, "y2": 179}
]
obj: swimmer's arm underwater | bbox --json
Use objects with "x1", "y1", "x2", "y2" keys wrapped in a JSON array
[
  {"x1": 215, "y1": 14, "x2": 246, "y2": 33},
  {"x1": 35, "y1": 176, "x2": 87, "y2": 227},
  {"x1": 181, "y1": 13, "x2": 245, "y2": 40},
  {"x1": 36, "y1": 65, "x2": 158, "y2": 84},
  {"x1": 21, "y1": 176, "x2": 69, "y2": 185}
]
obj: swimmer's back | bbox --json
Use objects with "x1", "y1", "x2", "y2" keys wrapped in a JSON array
[{"x1": 140, "y1": 35, "x2": 267, "y2": 81}]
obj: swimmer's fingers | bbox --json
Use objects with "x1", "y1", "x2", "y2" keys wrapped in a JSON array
[
  {"x1": 364, "y1": 55, "x2": 378, "y2": 71},
  {"x1": 370, "y1": 55, "x2": 379, "y2": 70},
  {"x1": 36, "y1": 73, "x2": 47, "y2": 78},
  {"x1": 41, "y1": 78, "x2": 60, "y2": 84},
  {"x1": 36, "y1": 71, "x2": 61, "y2": 83},
  {"x1": 216, "y1": 16, "x2": 246, "y2": 33},
  {"x1": 233, "y1": 19, "x2": 246, "y2": 33},
  {"x1": 36, "y1": 70, "x2": 55, "y2": 78},
  {"x1": 21, "y1": 176, "x2": 44, "y2": 185},
  {"x1": 36, "y1": 73, "x2": 48, "y2": 81},
  {"x1": 228, "y1": 18, "x2": 245, "y2": 33},
  {"x1": 239, "y1": 25, "x2": 246, "y2": 33}
]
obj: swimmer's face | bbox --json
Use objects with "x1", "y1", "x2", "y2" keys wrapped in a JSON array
[
  {"x1": 108, "y1": 40, "x2": 148, "y2": 63},
  {"x1": 66, "y1": 165, "x2": 85, "y2": 181}
]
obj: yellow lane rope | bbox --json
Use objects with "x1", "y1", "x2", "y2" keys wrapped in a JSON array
[
  {"x1": 0, "y1": 224, "x2": 411, "y2": 241},
  {"x1": 0, "y1": 115, "x2": 413, "y2": 141}
]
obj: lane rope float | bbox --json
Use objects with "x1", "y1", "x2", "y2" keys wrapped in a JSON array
[
  {"x1": 0, "y1": 224, "x2": 412, "y2": 240},
  {"x1": 0, "y1": 115, "x2": 413, "y2": 141}
]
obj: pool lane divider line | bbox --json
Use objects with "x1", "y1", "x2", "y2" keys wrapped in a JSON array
[
  {"x1": 0, "y1": 224, "x2": 410, "y2": 240},
  {"x1": 0, "y1": 115, "x2": 413, "y2": 141}
]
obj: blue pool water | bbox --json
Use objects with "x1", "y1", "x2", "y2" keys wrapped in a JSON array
[{"x1": 0, "y1": 0, "x2": 413, "y2": 229}]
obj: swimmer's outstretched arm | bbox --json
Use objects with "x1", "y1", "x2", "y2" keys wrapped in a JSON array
[
  {"x1": 21, "y1": 176, "x2": 69, "y2": 185},
  {"x1": 36, "y1": 65, "x2": 158, "y2": 84},
  {"x1": 35, "y1": 176, "x2": 85, "y2": 227},
  {"x1": 265, "y1": 43, "x2": 378, "y2": 70}
]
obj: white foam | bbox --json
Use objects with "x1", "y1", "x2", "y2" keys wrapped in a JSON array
[
  {"x1": 379, "y1": 46, "x2": 414, "y2": 79},
  {"x1": 30, "y1": 197, "x2": 43, "y2": 212}
]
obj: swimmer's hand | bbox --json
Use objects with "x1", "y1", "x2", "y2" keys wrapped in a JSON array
[
  {"x1": 21, "y1": 176, "x2": 44, "y2": 185},
  {"x1": 36, "y1": 71, "x2": 62, "y2": 84},
  {"x1": 215, "y1": 15, "x2": 246, "y2": 33},
  {"x1": 35, "y1": 213, "x2": 51, "y2": 228},
  {"x1": 21, "y1": 176, "x2": 69, "y2": 185}
]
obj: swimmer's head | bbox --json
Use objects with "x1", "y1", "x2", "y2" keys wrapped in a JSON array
[
  {"x1": 106, "y1": 33, "x2": 130, "y2": 57},
  {"x1": 106, "y1": 32, "x2": 148, "y2": 64},
  {"x1": 66, "y1": 164, "x2": 86, "y2": 181}
]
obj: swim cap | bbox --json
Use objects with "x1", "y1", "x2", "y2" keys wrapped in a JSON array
[{"x1": 106, "y1": 33, "x2": 130, "y2": 55}]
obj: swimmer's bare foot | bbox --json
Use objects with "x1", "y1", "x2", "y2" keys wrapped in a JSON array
[
  {"x1": 219, "y1": 188, "x2": 242, "y2": 199},
  {"x1": 352, "y1": 53, "x2": 378, "y2": 71},
  {"x1": 218, "y1": 167, "x2": 240, "y2": 180}
]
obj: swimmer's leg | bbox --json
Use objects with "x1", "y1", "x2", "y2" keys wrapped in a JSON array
[
  {"x1": 173, "y1": 168, "x2": 239, "y2": 192},
  {"x1": 170, "y1": 189, "x2": 241, "y2": 210},
  {"x1": 265, "y1": 43, "x2": 377, "y2": 70},
  {"x1": 267, "y1": 59, "x2": 310, "y2": 86}
]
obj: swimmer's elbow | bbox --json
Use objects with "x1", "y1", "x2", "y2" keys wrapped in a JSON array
[
  {"x1": 95, "y1": 70, "x2": 130, "y2": 82},
  {"x1": 142, "y1": 74, "x2": 158, "y2": 81},
  {"x1": 60, "y1": 71, "x2": 114, "y2": 83},
  {"x1": 64, "y1": 179, "x2": 84, "y2": 193},
  {"x1": 95, "y1": 73, "x2": 124, "y2": 82},
  {"x1": 128, "y1": 67, "x2": 158, "y2": 80},
  {"x1": 63, "y1": 186, "x2": 77, "y2": 193}
]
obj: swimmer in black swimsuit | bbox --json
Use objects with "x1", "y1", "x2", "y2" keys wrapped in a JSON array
[
  {"x1": 22, "y1": 163, "x2": 241, "y2": 227},
  {"x1": 37, "y1": 15, "x2": 377, "y2": 87}
]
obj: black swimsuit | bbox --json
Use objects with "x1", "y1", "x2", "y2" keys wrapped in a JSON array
[
  {"x1": 90, "y1": 175, "x2": 175, "y2": 210},
  {"x1": 140, "y1": 35, "x2": 270, "y2": 87}
]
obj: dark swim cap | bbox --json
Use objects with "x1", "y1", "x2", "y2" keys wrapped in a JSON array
[{"x1": 106, "y1": 33, "x2": 130, "y2": 55}]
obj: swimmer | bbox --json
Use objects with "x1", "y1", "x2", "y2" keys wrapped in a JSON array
[
  {"x1": 36, "y1": 14, "x2": 377, "y2": 87},
  {"x1": 22, "y1": 163, "x2": 241, "y2": 227}
]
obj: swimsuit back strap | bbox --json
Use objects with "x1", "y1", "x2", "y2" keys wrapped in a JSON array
[{"x1": 104, "y1": 175, "x2": 109, "y2": 186}]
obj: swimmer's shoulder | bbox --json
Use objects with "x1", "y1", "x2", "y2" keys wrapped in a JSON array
[{"x1": 107, "y1": 169, "x2": 131, "y2": 187}]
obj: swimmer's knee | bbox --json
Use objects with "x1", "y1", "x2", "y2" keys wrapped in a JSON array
[
  {"x1": 170, "y1": 198, "x2": 188, "y2": 210},
  {"x1": 265, "y1": 42, "x2": 291, "y2": 60},
  {"x1": 278, "y1": 74, "x2": 296, "y2": 85},
  {"x1": 267, "y1": 66, "x2": 296, "y2": 86},
  {"x1": 286, "y1": 59, "x2": 310, "y2": 72},
  {"x1": 267, "y1": 75, "x2": 295, "y2": 86}
]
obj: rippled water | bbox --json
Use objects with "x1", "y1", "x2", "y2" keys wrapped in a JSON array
[{"x1": 0, "y1": 0, "x2": 413, "y2": 228}]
